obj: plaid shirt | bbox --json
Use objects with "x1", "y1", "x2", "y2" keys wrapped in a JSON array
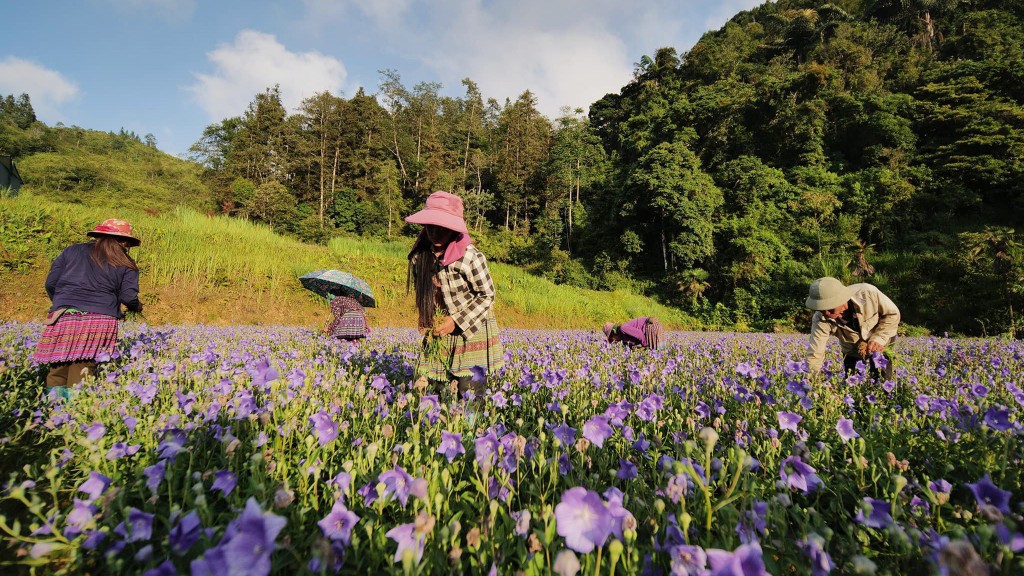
[{"x1": 415, "y1": 244, "x2": 496, "y2": 338}]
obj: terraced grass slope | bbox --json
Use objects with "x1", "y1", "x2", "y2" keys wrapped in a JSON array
[{"x1": 1, "y1": 195, "x2": 696, "y2": 330}]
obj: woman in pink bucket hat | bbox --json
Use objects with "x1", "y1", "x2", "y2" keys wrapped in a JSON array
[
  {"x1": 406, "y1": 191, "x2": 503, "y2": 407},
  {"x1": 32, "y1": 218, "x2": 144, "y2": 401}
]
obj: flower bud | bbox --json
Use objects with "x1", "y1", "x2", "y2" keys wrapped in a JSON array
[
  {"x1": 414, "y1": 511, "x2": 435, "y2": 535},
  {"x1": 699, "y1": 427, "x2": 719, "y2": 451},
  {"x1": 851, "y1": 555, "x2": 877, "y2": 575},
  {"x1": 608, "y1": 539, "x2": 623, "y2": 565},
  {"x1": 893, "y1": 474, "x2": 907, "y2": 494}
]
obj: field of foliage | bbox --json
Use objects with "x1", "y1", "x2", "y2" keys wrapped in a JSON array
[{"x1": 0, "y1": 323, "x2": 1021, "y2": 575}]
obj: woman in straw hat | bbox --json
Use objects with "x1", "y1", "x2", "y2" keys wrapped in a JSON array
[
  {"x1": 406, "y1": 191, "x2": 503, "y2": 404},
  {"x1": 603, "y1": 317, "x2": 663, "y2": 350},
  {"x1": 804, "y1": 276, "x2": 900, "y2": 379},
  {"x1": 32, "y1": 218, "x2": 144, "y2": 400}
]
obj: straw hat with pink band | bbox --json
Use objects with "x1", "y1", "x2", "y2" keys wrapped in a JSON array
[
  {"x1": 404, "y1": 191, "x2": 469, "y2": 235},
  {"x1": 86, "y1": 218, "x2": 142, "y2": 247}
]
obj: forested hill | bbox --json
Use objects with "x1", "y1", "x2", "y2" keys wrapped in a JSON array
[
  {"x1": 2, "y1": 0, "x2": 1023, "y2": 335},
  {"x1": 0, "y1": 118, "x2": 214, "y2": 214},
  {"x1": 586, "y1": 0, "x2": 1024, "y2": 336}
]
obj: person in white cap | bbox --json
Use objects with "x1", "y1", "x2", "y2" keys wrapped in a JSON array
[{"x1": 804, "y1": 276, "x2": 900, "y2": 378}]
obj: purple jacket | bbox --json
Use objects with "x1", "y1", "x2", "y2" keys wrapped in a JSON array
[
  {"x1": 619, "y1": 317, "x2": 650, "y2": 347},
  {"x1": 45, "y1": 243, "x2": 141, "y2": 318}
]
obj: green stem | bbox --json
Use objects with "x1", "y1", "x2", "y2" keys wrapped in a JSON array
[
  {"x1": 998, "y1": 432, "x2": 1012, "y2": 482},
  {"x1": 704, "y1": 486, "x2": 713, "y2": 532}
]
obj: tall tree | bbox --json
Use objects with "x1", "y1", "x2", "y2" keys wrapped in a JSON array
[
  {"x1": 377, "y1": 69, "x2": 415, "y2": 190},
  {"x1": 627, "y1": 137, "x2": 722, "y2": 272},
  {"x1": 548, "y1": 107, "x2": 607, "y2": 253},
  {"x1": 296, "y1": 91, "x2": 346, "y2": 226},
  {"x1": 225, "y1": 86, "x2": 292, "y2": 185},
  {"x1": 495, "y1": 90, "x2": 552, "y2": 231}
]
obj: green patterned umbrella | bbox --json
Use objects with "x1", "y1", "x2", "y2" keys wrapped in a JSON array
[{"x1": 299, "y1": 270, "x2": 376, "y2": 307}]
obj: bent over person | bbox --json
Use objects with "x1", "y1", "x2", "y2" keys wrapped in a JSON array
[
  {"x1": 804, "y1": 276, "x2": 900, "y2": 378},
  {"x1": 324, "y1": 294, "x2": 369, "y2": 341},
  {"x1": 603, "y1": 317, "x2": 663, "y2": 350}
]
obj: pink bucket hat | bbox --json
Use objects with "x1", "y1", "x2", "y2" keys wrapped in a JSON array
[
  {"x1": 404, "y1": 191, "x2": 469, "y2": 235},
  {"x1": 602, "y1": 322, "x2": 615, "y2": 340},
  {"x1": 87, "y1": 218, "x2": 141, "y2": 247}
]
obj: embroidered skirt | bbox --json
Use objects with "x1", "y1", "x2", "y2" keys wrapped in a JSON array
[
  {"x1": 332, "y1": 311, "x2": 368, "y2": 339},
  {"x1": 32, "y1": 311, "x2": 119, "y2": 364},
  {"x1": 417, "y1": 312, "x2": 504, "y2": 381}
]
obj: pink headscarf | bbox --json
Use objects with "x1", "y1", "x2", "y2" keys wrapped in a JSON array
[{"x1": 407, "y1": 229, "x2": 473, "y2": 266}]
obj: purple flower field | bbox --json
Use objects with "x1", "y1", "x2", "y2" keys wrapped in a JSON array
[{"x1": 0, "y1": 322, "x2": 1022, "y2": 575}]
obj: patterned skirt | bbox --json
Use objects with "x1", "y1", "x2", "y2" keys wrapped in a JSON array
[
  {"x1": 32, "y1": 311, "x2": 119, "y2": 364},
  {"x1": 333, "y1": 311, "x2": 368, "y2": 339},
  {"x1": 417, "y1": 312, "x2": 504, "y2": 381}
]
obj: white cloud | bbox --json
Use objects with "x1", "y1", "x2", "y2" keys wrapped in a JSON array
[
  {"x1": 294, "y1": 0, "x2": 754, "y2": 119},
  {"x1": 0, "y1": 57, "x2": 79, "y2": 122},
  {"x1": 430, "y1": 22, "x2": 633, "y2": 119},
  {"x1": 300, "y1": 0, "x2": 413, "y2": 34},
  {"x1": 187, "y1": 30, "x2": 348, "y2": 121},
  {"x1": 357, "y1": 0, "x2": 637, "y2": 119},
  {"x1": 703, "y1": 0, "x2": 766, "y2": 31}
]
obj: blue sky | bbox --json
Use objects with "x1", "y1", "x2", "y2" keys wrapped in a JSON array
[{"x1": 1, "y1": 0, "x2": 762, "y2": 157}]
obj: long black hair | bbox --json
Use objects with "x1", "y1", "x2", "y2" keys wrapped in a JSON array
[
  {"x1": 644, "y1": 317, "x2": 663, "y2": 350},
  {"x1": 407, "y1": 242, "x2": 438, "y2": 329},
  {"x1": 89, "y1": 237, "x2": 138, "y2": 270}
]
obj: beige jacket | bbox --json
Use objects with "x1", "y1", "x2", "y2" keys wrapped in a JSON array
[{"x1": 806, "y1": 283, "x2": 900, "y2": 373}]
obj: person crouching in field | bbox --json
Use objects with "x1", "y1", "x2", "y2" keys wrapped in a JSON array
[
  {"x1": 805, "y1": 276, "x2": 900, "y2": 380},
  {"x1": 603, "y1": 317, "x2": 663, "y2": 350},
  {"x1": 324, "y1": 294, "x2": 369, "y2": 341},
  {"x1": 33, "y1": 219, "x2": 143, "y2": 400},
  {"x1": 405, "y1": 191, "x2": 504, "y2": 404}
]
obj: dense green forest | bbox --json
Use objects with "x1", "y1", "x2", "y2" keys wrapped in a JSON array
[{"x1": 3, "y1": 0, "x2": 1023, "y2": 336}]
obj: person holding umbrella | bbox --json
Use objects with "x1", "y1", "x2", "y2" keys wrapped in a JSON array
[
  {"x1": 323, "y1": 294, "x2": 369, "y2": 341},
  {"x1": 405, "y1": 191, "x2": 503, "y2": 404},
  {"x1": 32, "y1": 218, "x2": 143, "y2": 400},
  {"x1": 299, "y1": 270, "x2": 376, "y2": 342}
]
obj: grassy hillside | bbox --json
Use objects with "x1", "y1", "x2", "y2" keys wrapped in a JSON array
[
  {"x1": 11, "y1": 126, "x2": 214, "y2": 214},
  {"x1": 0, "y1": 194, "x2": 697, "y2": 330}
]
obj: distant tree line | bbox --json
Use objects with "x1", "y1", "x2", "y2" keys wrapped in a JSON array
[
  {"x1": 184, "y1": 0, "x2": 1024, "y2": 335},
  {"x1": 4, "y1": 0, "x2": 1023, "y2": 335},
  {"x1": 0, "y1": 93, "x2": 159, "y2": 155}
]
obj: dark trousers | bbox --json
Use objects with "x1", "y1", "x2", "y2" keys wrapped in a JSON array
[
  {"x1": 843, "y1": 353, "x2": 892, "y2": 380},
  {"x1": 431, "y1": 375, "x2": 487, "y2": 404},
  {"x1": 46, "y1": 362, "x2": 96, "y2": 388}
]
